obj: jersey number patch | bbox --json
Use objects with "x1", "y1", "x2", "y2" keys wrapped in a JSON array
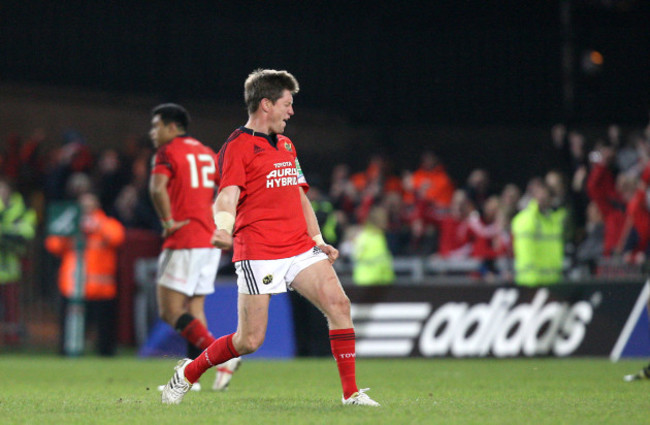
[{"x1": 186, "y1": 153, "x2": 216, "y2": 188}]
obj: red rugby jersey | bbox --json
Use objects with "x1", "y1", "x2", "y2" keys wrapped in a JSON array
[
  {"x1": 152, "y1": 136, "x2": 218, "y2": 249},
  {"x1": 217, "y1": 127, "x2": 314, "y2": 261}
]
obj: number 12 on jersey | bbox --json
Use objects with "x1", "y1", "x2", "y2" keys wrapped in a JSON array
[{"x1": 186, "y1": 153, "x2": 216, "y2": 188}]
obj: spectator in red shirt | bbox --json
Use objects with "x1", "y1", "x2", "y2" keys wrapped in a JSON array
[
  {"x1": 436, "y1": 189, "x2": 473, "y2": 258},
  {"x1": 616, "y1": 173, "x2": 650, "y2": 263},
  {"x1": 467, "y1": 195, "x2": 508, "y2": 279},
  {"x1": 585, "y1": 143, "x2": 626, "y2": 256}
]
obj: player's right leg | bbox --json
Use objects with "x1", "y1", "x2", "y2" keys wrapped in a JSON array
[
  {"x1": 161, "y1": 294, "x2": 270, "y2": 404},
  {"x1": 233, "y1": 294, "x2": 271, "y2": 352},
  {"x1": 187, "y1": 294, "x2": 242, "y2": 391},
  {"x1": 185, "y1": 293, "x2": 271, "y2": 383},
  {"x1": 161, "y1": 358, "x2": 193, "y2": 405},
  {"x1": 155, "y1": 287, "x2": 205, "y2": 391}
]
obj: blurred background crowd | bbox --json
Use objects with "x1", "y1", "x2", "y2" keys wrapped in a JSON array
[{"x1": 3, "y1": 118, "x2": 650, "y2": 292}]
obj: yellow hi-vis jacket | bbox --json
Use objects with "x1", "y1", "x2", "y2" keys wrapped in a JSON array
[
  {"x1": 0, "y1": 192, "x2": 37, "y2": 283},
  {"x1": 352, "y1": 224, "x2": 395, "y2": 286},
  {"x1": 511, "y1": 200, "x2": 566, "y2": 286}
]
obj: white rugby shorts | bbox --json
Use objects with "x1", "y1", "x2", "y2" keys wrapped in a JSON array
[
  {"x1": 157, "y1": 248, "x2": 221, "y2": 296},
  {"x1": 235, "y1": 246, "x2": 328, "y2": 295}
]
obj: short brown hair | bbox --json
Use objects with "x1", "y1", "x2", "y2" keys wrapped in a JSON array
[{"x1": 244, "y1": 69, "x2": 300, "y2": 114}]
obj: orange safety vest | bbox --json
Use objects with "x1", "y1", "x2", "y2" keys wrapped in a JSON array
[{"x1": 45, "y1": 210, "x2": 125, "y2": 300}]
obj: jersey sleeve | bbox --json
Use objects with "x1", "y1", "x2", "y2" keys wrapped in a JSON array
[
  {"x1": 295, "y1": 157, "x2": 310, "y2": 192},
  {"x1": 152, "y1": 144, "x2": 174, "y2": 177},
  {"x1": 291, "y1": 141, "x2": 310, "y2": 192},
  {"x1": 218, "y1": 140, "x2": 248, "y2": 191}
]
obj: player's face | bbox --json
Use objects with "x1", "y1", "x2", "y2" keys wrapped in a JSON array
[
  {"x1": 268, "y1": 90, "x2": 294, "y2": 134},
  {"x1": 149, "y1": 115, "x2": 174, "y2": 148}
]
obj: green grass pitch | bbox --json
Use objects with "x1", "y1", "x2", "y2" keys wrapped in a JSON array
[{"x1": 0, "y1": 354, "x2": 648, "y2": 424}]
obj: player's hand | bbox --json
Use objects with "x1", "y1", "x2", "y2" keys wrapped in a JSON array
[
  {"x1": 162, "y1": 219, "x2": 190, "y2": 238},
  {"x1": 319, "y1": 243, "x2": 339, "y2": 264},
  {"x1": 211, "y1": 229, "x2": 233, "y2": 250}
]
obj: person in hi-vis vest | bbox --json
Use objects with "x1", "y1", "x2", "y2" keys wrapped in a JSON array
[
  {"x1": 46, "y1": 192, "x2": 125, "y2": 355},
  {"x1": 512, "y1": 181, "x2": 566, "y2": 286},
  {"x1": 0, "y1": 177, "x2": 37, "y2": 345},
  {"x1": 352, "y1": 206, "x2": 395, "y2": 286}
]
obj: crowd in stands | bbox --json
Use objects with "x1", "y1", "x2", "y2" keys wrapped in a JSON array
[
  {"x1": 313, "y1": 122, "x2": 650, "y2": 282},
  {"x1": 2, "y1": 120, "x2": 650, "y2": 284},
  {"x1": 0, "y1": 129, "x2": 162, "y2": 234}
]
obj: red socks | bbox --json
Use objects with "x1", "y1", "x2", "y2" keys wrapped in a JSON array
[
  {"x1": 329, "y1": 328, "x2": 358, "y2": 399},
  {"x1": 184, "y1": 333, "x2": 239, "y2": 384},
  {"x1": 179, "y1": 318, "x2": 216, "y2": 350},
  {"x1": 182, "y1": 328, "x2": 359, "y2": 394}
]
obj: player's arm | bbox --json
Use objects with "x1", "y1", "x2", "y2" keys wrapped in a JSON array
[
  {"x1": 211, "y1": 185, "x2": 240, "y2": 250},
  {"x1": 299, "y1": 186, "x2": 339, "y2": 263},
  {"x1": 149, "y1": 173, "x2": 189, "y2": 237}
]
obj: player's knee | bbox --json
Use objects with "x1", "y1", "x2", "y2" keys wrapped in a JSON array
[
  {"x1": 236, "y1": 333, "x2": 265, "y2": 354},
  {"x1": 327, "y1": 293, "x2": 351, "y2": 317}
]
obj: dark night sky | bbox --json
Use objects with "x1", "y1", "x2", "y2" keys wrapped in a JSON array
[{"x1": 1, "y1": 0, "x2": 648, "y2": 128}]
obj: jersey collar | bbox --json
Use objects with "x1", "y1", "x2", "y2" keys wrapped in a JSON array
[{"x1": 239, "y1": 126, "x2": 278, "y2": 149}]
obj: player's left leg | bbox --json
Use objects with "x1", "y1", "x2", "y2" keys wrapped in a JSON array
[
  {"x1": 291, "y1": 260, "x2": 351, "y2": 328},
  {"x1": 292, "y1": 261, "x2": 379, "y2": 406}
]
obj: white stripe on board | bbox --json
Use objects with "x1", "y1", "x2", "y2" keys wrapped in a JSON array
[{"x1": 610, "y1": 280, "x2": 650, "y2": 362}]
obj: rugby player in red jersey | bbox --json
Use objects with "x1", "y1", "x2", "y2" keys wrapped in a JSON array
[
  {"x1": 161, "y1": 71, "x2": 379, "y2": 406},
  {"x1": 149, "y1": 103, "x2": 240, "y2": 392}
]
